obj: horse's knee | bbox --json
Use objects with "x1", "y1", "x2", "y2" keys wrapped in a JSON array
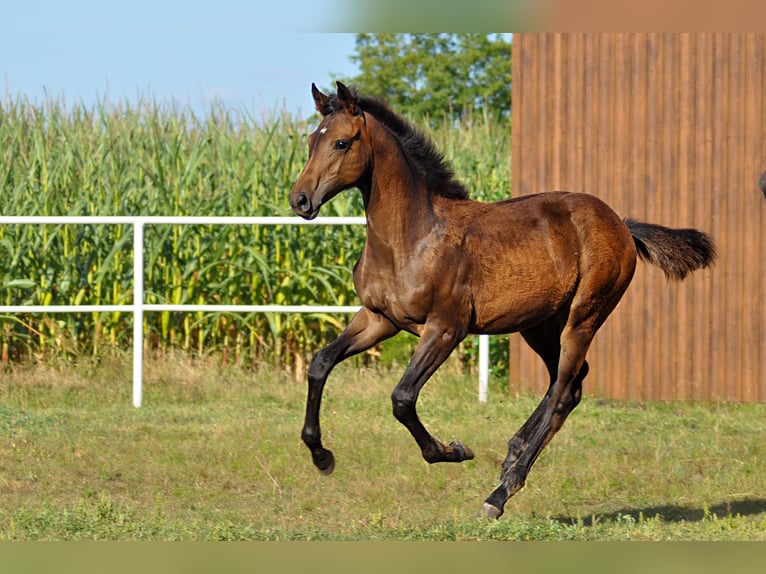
[
  {"x1": 391, "y1": 387, "x2": 415, "y2": 423},
  {"x1": 307, "y1": 350, "x2": 331, "y2": 382}
]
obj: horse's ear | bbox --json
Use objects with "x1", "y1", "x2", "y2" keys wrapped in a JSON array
[
  {"x1": 312, "y1": 83, "x2": 330, "y2": 114},
  {"x1": 336, "y1": 81, "x2": 360, "y2": 116}
]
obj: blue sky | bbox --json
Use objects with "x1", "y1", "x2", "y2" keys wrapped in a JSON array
[{"x1": 1, "y1": 1, "x2": 359, "y2": 119}]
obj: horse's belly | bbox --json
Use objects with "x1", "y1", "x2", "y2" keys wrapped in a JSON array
[
  {"x1": 469, "y1": 263, "x2": 577, "y2": 334},
  {"x1": 471, "y1": 291, "x2": 561, "y2": 334}
]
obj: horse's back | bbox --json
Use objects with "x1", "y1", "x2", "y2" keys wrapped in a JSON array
[
  {"x1": 494, "y1": 191, "x2": 624, "y2": 224},
  {"x1": 488, "y1": 191, "x2": 634, "y2": 251},
  {"x1": 448, "y1": 191, "x2": 637, "y2": 334}
]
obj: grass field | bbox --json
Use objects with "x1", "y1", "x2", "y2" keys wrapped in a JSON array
[{"x1": 1, "y1": 355, "x2": 765, "y2": 541}]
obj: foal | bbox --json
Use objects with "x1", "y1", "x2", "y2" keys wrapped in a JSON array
[{"x1": 289, "y1": 82, "x2": 716, "y2": 518}]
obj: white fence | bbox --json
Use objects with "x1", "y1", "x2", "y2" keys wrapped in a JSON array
[{"x1": 0, "y1": 216, "x2": 490, "y2": 406}]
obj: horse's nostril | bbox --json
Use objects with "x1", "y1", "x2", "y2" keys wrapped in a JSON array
[
  {"x1": 297, "y1": 194, "x2": 310, "y2": 210},
  {"x1": 291, "y1": 192, "x2": 311, "y2": 214}
]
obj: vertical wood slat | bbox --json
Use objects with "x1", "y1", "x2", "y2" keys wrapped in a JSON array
[
  {"x1": 511, "y1": 33, "x2": 765, "y2": 403},
  {"x1": 756, "y1": 33, "x2": 766, "y2": 403},
  {"x1": 710, "y1": 33, "x2": 727, "y2": 402}
]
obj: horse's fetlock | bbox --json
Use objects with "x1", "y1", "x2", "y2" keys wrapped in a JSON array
[
  {"x1": 502, "y1": 462, "x2": 527, "y2": 487},
  {"x1": 422, "y1": 442, "x2": 444, "y2": 463},
  {"x1": 301, "y1": 427, "x2": 320, "y2": 449}
]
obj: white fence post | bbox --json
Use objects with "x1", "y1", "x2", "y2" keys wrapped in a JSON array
[
  {"x1": 132, "y1": 221, "x2": 145, "y2": 408},
  {"x1": 478, "y1": 334, "x2": 489, "y2": 403},
  {"x1": 0, "y1": 216, "x2": 492, "y2": 406}
]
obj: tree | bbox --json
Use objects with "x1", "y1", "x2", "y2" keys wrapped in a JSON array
[{"x1": 338, "y1": 33, "x2": 511, "y2": 123}]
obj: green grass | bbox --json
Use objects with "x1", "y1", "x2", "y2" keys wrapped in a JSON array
[{"x1": 1, "y1": 357, "x2": 764, "y2": 540}]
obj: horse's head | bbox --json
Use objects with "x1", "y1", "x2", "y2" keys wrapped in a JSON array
[{"x1": 289, "y1": 81, "x2": 371, "y2": 220}]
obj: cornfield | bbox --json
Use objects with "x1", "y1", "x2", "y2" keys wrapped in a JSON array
[{"x1": 0, "y1": 95, "x2": 510, "y2": 371}]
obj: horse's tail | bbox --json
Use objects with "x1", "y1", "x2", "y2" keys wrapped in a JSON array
[{"x1": 624, "y1": 218, "x2": 717, "y2": 281}]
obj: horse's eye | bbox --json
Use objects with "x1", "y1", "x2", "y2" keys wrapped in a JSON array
[{"x1": 334, "y1": 140, "x2": 350, "y2": 152}]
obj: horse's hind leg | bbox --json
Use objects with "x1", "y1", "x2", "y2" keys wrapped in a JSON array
[
  {"x1": 482, "y1": 318, "x2": 596, "y2": 519},
  {"x1": 483, "y1": 257, "x2": 634, "y2": 518},
  {"x1": 499, "y1": 320, "x2": 587, "y2": 480}
]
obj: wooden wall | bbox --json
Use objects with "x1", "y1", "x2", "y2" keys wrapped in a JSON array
[{"x1": 510, "y1": 33, "x2": 766, "y2": 401}]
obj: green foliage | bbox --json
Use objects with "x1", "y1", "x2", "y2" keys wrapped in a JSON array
[
  {"x1": 0, "y1": 95, "x2": 510, "y2": 371},
  {"x1": 340, "y1": 33, "x2": 511, "y2": 124}
]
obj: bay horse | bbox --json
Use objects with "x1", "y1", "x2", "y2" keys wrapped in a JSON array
[{"x1": 289, "y1": 81, "x2": 716, "y2": 519}]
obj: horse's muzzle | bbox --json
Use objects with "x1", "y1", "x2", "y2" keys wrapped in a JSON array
[{"x1": 289, "y1": 191, "x2": 318, "y2": 220}]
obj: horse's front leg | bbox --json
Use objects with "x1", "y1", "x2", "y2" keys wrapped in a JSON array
[
  {"x1": 391, "y1": 321, "x2": 474, "y2": 464},
  {"x1": 302, "y1": 307, "x2": 399, "y2": 474}
]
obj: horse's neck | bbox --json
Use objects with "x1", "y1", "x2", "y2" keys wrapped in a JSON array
[{"x1": 362, "y1": 124, "x2": 436, "y2": 245}]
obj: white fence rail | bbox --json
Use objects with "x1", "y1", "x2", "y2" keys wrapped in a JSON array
[{"x1": 0, "y1": 216, "x2": 490, "y2": 406}]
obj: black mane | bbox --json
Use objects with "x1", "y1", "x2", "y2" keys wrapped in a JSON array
[{"x1": 321, "y1": 88, "x2": 470, "y2": 200}]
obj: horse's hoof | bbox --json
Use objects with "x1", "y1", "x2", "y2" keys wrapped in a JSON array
[
  {"x1": 449, "y1": 441, "x2": 475, "y2": 461},
  {"x1": 312, "y1": 448, "x2": 335, "y2": 475},
  {"x1": 481, "y1": 502, "x2": 504, "y2": 520}
]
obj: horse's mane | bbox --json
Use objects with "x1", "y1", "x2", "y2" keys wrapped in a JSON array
[{"x1": 320, "y1": 88, "x2": 470, "y2": 200}]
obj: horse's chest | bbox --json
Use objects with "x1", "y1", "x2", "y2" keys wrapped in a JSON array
[{"x1": 354, "y1": 262, "x2": 431, "y2": 328}]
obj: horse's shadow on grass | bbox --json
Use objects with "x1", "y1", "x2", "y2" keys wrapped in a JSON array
[{"x1": 555, "y1": 497, "x2": 766, "y2": 526}]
